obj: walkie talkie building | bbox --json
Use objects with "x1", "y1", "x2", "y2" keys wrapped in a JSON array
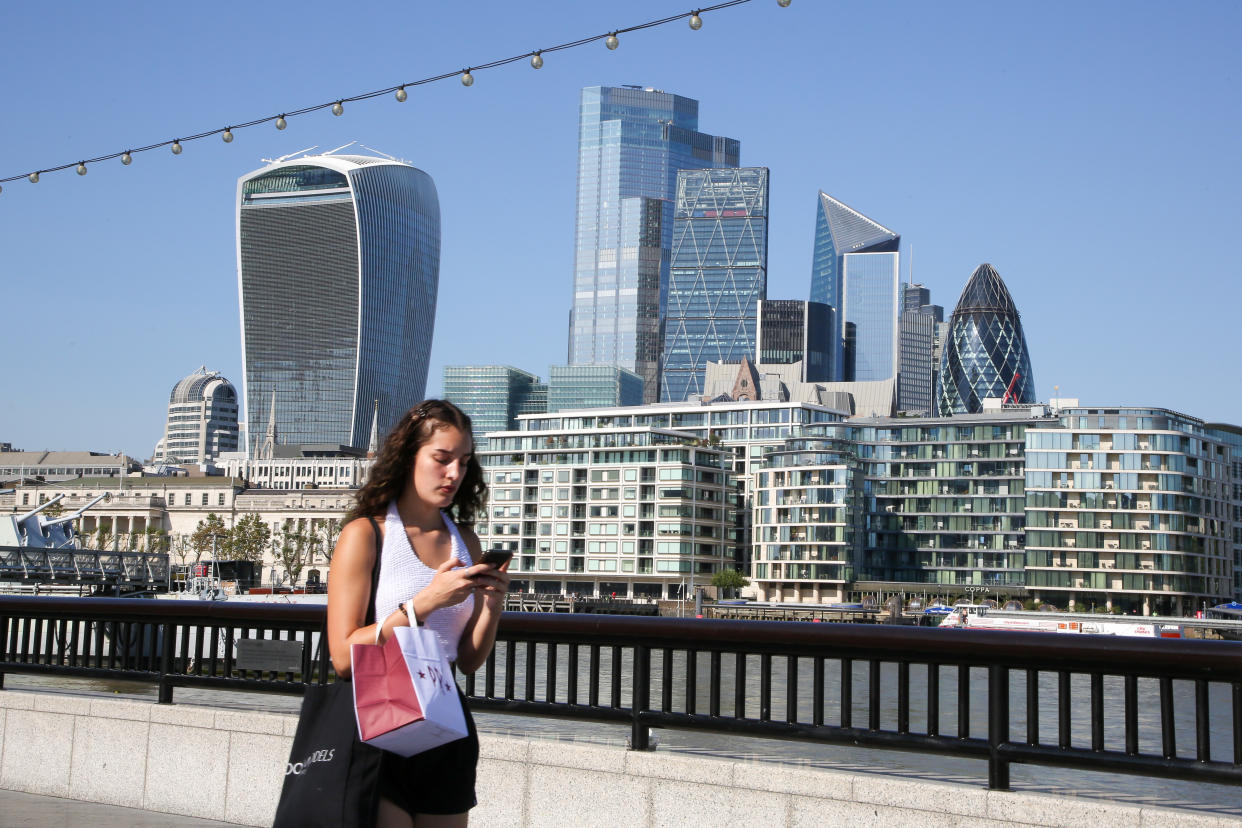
[
  {"x1": 236, "y1": 153, "x2": 440, "y2": 455},
  {"x1": 936, "y1": 263, "x2": 1035, "y2": 415}
]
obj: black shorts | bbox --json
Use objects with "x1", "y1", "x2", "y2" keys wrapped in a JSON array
[{"x1": 376, "y1": 693, "x2": 479, "y2": 816}]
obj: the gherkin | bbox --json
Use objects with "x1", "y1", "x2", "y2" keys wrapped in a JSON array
[{"x1": 936, "y1": 263, "x2": 1035, "y2": 415}]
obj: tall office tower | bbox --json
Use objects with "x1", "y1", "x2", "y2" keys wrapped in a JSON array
[
  {"x1": 897, "y1": 311, "x2": 935, "y2": 414},
  {"x1": 903, "y1": 283, "x2": 930, "y2": 312},
  {"x1": 897, "y1": 284, "x2": 943, "y2": 415},
  {"x1": 568, "y1": 86, "x2": 740, "y2": 403},
  {"x1": 755, "y1": 300, "x2": 833, "y2": 382},
  {"x1": 937, "y1": 263, "x2": 1035, "y2": 415},
  {"x1": 151, "y1": 367, "x2": 239, "y2": 464},
  {"x1": 237, "y1": 152, "x2": 440, "y2": 454},
  {"x1": 809, "y1": 193, "x2": 900, "y2": 380},
  {"x1": 660, "y1": 167, "x2": 769, "y2": 401},
  {"x1": 443, "y1": 366, "x2": 544, "y2": 435},
  {"x1": 547, "y1": 365, "x2": 643, "y2": 413},
  {"x1": 842, "y1": 252, "x2": 902, "y2": 381}
]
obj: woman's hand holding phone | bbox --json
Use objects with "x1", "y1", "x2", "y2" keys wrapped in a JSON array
[{"x1": 471, "y1": 548, "x2": 511, "y2": 607}]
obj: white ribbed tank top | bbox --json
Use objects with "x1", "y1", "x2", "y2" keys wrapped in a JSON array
[{"x1": 374, "y1": 501, "x2": 475, "y2": 662}]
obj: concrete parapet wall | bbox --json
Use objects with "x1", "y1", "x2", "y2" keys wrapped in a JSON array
[{"x1": 0, "y1": 691, "x2": 1235, "y2": 827}]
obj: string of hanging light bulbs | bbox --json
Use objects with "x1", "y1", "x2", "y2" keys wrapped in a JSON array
[{"x1": 1, "y1": 0, "x2": 793, "y2": 195}]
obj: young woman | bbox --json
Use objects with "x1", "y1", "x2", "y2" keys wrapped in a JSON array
[{"x1": 327, "y1": 399, "x2": 509, "y2": 827}]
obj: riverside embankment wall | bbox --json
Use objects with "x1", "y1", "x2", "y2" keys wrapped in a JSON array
[{"x1": 0, "y1": 690, "x2": 1235, "y2": 827}]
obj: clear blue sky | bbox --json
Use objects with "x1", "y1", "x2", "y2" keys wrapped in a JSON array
[{"x1": 3, "y1": 0, "x2": 1239, "y2": 459}]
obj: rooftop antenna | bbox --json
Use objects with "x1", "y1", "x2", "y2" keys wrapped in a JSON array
[
  {"x1": 322, "y1": 141, "x2": 358, "y2": 156},
  {"x1": 358, "y1": 144, "x2": 400, "y2": 162},
  {"x1": 261, "y1": 146, "x2": 319, "y2": 164}
]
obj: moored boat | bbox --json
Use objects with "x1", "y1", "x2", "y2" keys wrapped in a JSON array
[{"x1": 938, "y1": 604, "x2": 1185, "y2": 638}]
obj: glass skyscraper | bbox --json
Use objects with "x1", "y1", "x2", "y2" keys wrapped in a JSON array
[
  {"x1": 547, "y1": 365, "x2": 643, "y2": 413},
  {"x1": 237, "y1": 153, "x2": 440, "y2": 454},
  {"x1": 898, "y1": 310, "x2": 935, "y2": 414},
  {"x1": 898, "y1": 284, "x2": 943, "y2": 415},
  {"x1": 443, "y1": 365, "x2": 543, "y2": 435},
  {"x1": 937, "y1": 263, "x2": 1035, "y2": 416},
  {"x1": 660, "y1": 167, "x2": 769, "y2": 402},
  {"x1": 842, "y1": 251, "x2": 901, "y2": 382},
  {"x1": 755, "y1": 300, "x2": 833, "y2": 382},
  {"x1": 808, "y1": 192, "x2": 900, "y2": 380},
  {"x1": 568, "y1": 86, "x2": 740, "y2": 403}
]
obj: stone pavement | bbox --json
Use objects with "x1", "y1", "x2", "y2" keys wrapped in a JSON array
[{"x1": 0, "y1": 788, "x2": 237, "y2": 827}]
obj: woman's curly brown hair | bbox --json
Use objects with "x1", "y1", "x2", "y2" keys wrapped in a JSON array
[{"x1": 347, "y1": 399, "x2": 486, "y2": 526}]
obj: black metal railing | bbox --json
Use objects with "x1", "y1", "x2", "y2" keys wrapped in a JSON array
[
  {"x1": 0, "y1": 596, "x2": 326, "y2": 702},
  {"x1": 0, "y1": 596, "x2": 1238, "y2": 790},
  {"x1": 0, "y1": 545, "x2": 169, "y2": 592}
]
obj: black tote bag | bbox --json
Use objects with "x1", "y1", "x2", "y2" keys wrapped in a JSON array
[
  {"x1": 272, "y1": 520, "x2": 385, "y2": 827},
  {"x1": 272, "y1": 681, "x2": 384, "y2": 827}
]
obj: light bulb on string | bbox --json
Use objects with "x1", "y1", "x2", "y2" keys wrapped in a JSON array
[{"x1": 4, "y1": 2, "x2": 774, "y2": 195}]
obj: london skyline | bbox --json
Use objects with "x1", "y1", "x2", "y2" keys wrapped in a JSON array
[{"x1": 3, "y1": 0, "x2": 1239, "y2": 458}]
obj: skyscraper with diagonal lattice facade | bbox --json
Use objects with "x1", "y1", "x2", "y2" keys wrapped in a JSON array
[{"x1": 660, "y1": 167, "x2": 769, "y2": 402}]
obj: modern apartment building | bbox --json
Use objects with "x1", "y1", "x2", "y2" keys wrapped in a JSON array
[
  {"x1": 236, "y1": 151, "x2": 440, "y2": 454},
  {"x1": 568, "y1": 86, "x2": 740, "y2": 402},
  {"x1": 1205, "y1": 422, "x2": 1242, "y2": 599},
  {"x1": 854, "y1": 410, "x2": 1044, "y2": 593},
  {"x1": 474, "y1": 399, "x2": 848, "y2": 598},
  {"x1": 752, "y1": 426, "x2": 861, "y2": 602},
  {"x1": 152, "y1": 367, "x2": 240, "y2": 465},
  {"x1": 1024, "y1": 407, "x2": 1235, "y2": 614},
  {"x1": 475, "y1": 426, "x2": 734, "y2": 599},
  {"x1": 660, "y1": 167, "x2": 769, "y2": 402}
]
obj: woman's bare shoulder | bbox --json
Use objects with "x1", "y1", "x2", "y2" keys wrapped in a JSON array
[
  {"x1": 339, "y1": 516, "x2": 380, "y2": 542},
  {"x1": 334, "y1": 517, "x2": 381, "y2": 567}
]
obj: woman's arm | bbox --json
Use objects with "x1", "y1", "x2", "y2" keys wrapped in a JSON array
[
  {"x1": 326, "y1": 518, "x2": 409, "y2": 677},
  {"x1": 454, "y1": 526, "x2": 510, "y2": 674}
]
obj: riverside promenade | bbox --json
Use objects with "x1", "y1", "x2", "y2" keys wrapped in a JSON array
[{"x1": 1, "y1": 689, "x2": 1239, "y2": 827}]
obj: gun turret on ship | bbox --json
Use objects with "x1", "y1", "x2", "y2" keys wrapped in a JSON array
[{"x1": 0, "y1": 492, "x2": 110, "y2": 549}]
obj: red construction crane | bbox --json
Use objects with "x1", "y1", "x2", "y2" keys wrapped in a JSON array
[{"x1": 1001, "y1": 371, "x2": 1021, "y2": 405}]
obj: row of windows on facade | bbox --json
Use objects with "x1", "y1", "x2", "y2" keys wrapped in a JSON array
[{"x1": 4, "y1": 467, "x2": 122, "y2": 477}]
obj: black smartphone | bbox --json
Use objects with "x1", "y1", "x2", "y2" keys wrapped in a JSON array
[{"x1": 480, "y1": 548, "x2": 513, "y2": 568}]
